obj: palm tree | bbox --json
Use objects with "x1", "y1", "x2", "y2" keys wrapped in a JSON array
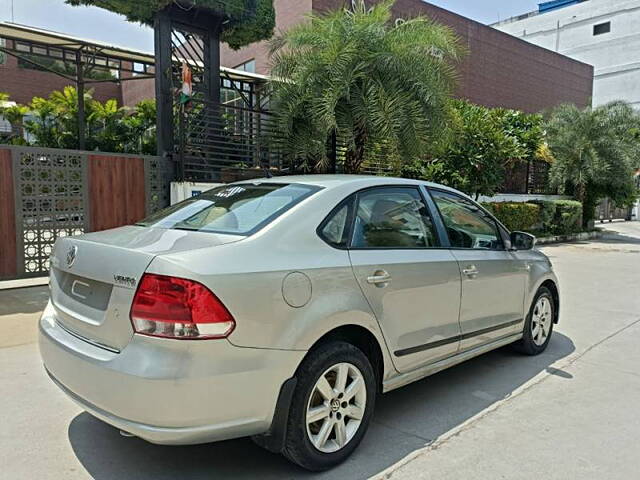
[
  {"x1": 546, "y1": 101, "x2": 640, "y2": 226},
  {"x1": 268, "y1": 0, "x2": 463, "y2": 173},
  {"x1": 88, "y1": 98, "x2": 127, "y2": 152},
  {"x1": 121, "y1": 99, "x2": 157, "y2": 154},
  {"x1": 48, "y1": 86, "x2": 93, "y2": 149},
  {"x1": 24, "y1": 97, "x2": 57, "y2": 147}
]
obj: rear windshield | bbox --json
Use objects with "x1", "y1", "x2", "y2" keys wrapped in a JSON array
[{"x1": 137, "y1": 183, "x2": 320, "y2": 235}]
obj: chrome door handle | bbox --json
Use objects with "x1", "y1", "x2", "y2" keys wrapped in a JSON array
[
  {"x1": 462, "y1": 265, "x2": 479, "y2": 277},
  {"x1": 367, "y1": 271, "x2": 392, "y2": 285}
]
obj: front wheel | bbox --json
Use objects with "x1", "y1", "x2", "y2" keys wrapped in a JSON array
[
  {"x1": 282, "y1": 341, "x2": 376, "y2": 471},
  {"x1": 514, "y1": 286, "x2": 555, "y2": 355}
]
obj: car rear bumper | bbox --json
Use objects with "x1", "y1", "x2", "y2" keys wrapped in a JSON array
[{"x1": 39, "y1": 301, "x2": 305, "y2": 445}]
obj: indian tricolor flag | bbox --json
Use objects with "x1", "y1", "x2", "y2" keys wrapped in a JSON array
[{"x1": 179, "y1": 62, "x2": 193, "y2": 106}]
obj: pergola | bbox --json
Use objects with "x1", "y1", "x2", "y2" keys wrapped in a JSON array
[{"x1": 0, "y1": 22, "x2": 268, "y2": 153}]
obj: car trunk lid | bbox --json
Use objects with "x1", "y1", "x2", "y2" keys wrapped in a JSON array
[{"x1": 49, "y1": 226, "x2": 241, "y2": 351}]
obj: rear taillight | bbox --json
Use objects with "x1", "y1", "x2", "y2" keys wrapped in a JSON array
[{"x1": 130, "y1": 274, "x2": 235, "y2": 340}]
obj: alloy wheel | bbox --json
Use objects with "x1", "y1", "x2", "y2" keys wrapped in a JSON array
[
  {"x1": 532, "y1": 296, "x2": 553, "y2": 346},
  {"x1": 305, "y1": 362, "x2": 367, "y2": 453}
]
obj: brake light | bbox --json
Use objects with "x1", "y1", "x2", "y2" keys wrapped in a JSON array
[{"x1": 130, "y1": 274, "x2": 235, "y2": 339}]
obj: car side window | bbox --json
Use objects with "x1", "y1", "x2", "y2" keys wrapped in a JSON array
[
  {"x1": 319, "y1": 201, "x2": 352, "y2": 247},
  {"x1": 430, "y1": 190, "x2": 502, "y2": 250},
  {"x1": 351, "y1": 187, "x2": 439, "y2": 249}
]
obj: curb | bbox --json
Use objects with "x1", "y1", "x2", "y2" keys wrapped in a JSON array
[
  {"x1": 535, "y1": 230, "x2": 602, "y2": 245},
  {"x1": 0, "y1": 276, "x2": 48, "y2": 291}
]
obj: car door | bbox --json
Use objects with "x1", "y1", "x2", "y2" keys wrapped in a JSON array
[
  {"x1": 429, "y1": 189, "x2": 527, "y2": 351},
  {"x1": 346, "y1": 186, "x2": 462, "y2": 373}
]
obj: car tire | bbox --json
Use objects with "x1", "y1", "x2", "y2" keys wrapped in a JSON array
[
  {"x1": 513, "y1": 286, "x2": 555, "y2": 355},
  {"x1": 282, "y1": 341, "x2": 376, "y2": 471}
]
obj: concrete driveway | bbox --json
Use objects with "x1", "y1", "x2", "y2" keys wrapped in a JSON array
[{"x1": 1, "y1": 222, "x2": 639, "y2": 479}]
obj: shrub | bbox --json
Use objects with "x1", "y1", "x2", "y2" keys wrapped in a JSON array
[
  {"x1": 482, "y1": 202, "x2": 540, "y2": 232},
  {"x1": 530, "y1": 200, "x2": 556, "y2": 232},
  {"x1": 553, "y1": 200, "x2": 583, "y2": 235},
  {"x1": 483, "y1": 199, "x2": 583, "y2": 235}
]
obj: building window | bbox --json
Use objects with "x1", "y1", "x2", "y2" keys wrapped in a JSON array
[
  {"x1": 593, "y1": 22, "x2": 611, "y2": 36},
  {"x1": 0, "y1": 39, "x2": 5, "y2": 65},
  {"x1": 233, "y1": 59, "x2": 256, "y2": 74}
]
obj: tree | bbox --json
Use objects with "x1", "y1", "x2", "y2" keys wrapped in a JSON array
[
  {"x1": 496, "y1": 108, "x2": 546, "y2": 163},
  {"x1": 546, "y1": 102, "x2": 640, "y2": 226},
  {"x1": 65, "y1": 0, "x2": 275, "y2": 50},
  {"x1": 268, "y1": 0, "x2": 463, "y2": 173},
  {"x1": 406, "y1": 100, "x2": 527, "y2": 199}
]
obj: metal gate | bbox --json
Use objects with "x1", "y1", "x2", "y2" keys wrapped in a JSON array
[{"x1": 597, "y1": 198, "x2": 633, "y2": 222}]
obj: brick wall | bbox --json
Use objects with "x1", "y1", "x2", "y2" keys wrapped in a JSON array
[
  {"x1": 121, "y1": 77, "x2": 155, "y2": 107},
  {"x1": 221, "y1": 0, "x2": 593, "y2": 112}
]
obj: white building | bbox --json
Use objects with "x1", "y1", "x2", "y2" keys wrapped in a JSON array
[{"x1": 494, "y1": 0, "x2": 640, "y2": 109}]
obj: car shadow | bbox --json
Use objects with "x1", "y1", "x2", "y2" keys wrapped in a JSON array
[{"x1": 67, "y1": 332, "x2": 575, "y2": 479}]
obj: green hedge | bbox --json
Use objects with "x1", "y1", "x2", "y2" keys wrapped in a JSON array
[
  {"x1": 551, "y1": 200, "x2": 582, "y2": 235},
  {"x1": 483, "y1": 199, "x2": 583, "y2": 235},
  {"x1": 482, "y1": 202, "x2": 540, "y2": 232}
]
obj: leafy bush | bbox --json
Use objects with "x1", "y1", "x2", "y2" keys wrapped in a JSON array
[
  {"x1": 426, "y1": 101, "x2": 525, "y2": 199},
  {"x1": 553, "y1": 200, "x2": 583, "y2": 235},
  {"x1": 484, "y1": 199, "x2": 583, "y2": 235},
  {"x1": 1, "y1": 89, "x2": 156, "y2": 155},
  {"x1": 530, "y1": 200, "x2": 556, "y2": 233},
  {"x1": 482, "y1": 202, "x2": 540, "y2": 232}
]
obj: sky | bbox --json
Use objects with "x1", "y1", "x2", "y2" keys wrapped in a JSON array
[{"x1": 0, "y1": 0, "x2": 542, "y2": 52}]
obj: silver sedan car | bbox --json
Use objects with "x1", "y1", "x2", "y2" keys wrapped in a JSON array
[{"x1": 40, "y1": 175, "x2": 559, "y2": 471}]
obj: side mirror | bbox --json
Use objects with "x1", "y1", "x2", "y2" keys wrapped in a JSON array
[{"x1": 510, "y1": 231, "x2": 536, "y2": 251}]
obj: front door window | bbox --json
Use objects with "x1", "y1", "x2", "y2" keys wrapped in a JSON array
[{"x1": 430, "y1": 190, "x2": 502, "y2": 250}]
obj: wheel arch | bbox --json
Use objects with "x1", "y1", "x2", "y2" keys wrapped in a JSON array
[
  {"x1": 303, "y1": 324, "x2": 386, "y2": 393},
  {"x1": 540, "y1": 279, "x2": 560, "y2": 324}
]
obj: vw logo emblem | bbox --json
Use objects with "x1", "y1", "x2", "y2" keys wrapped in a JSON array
[{"x1": 66, "y1": 245, "x2": 78, "y2": 268}]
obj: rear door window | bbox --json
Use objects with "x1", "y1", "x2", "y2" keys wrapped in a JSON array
[{"x1": 318, "y1": 201, "x2": 353, "y2": 248}]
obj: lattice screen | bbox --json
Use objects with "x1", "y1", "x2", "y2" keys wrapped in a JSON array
[
  {"x1": 145, "y1": 156, "x2": 175, "y2": 215},
  {"x1": 13, "y1": 148, "x2": 88, "y2": 275}
]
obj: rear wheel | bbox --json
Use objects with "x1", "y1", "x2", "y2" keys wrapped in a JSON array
[
  {"x1": 282, "y1": 341, "x2": 376, "y2": 471},
  {"x1": 514, "y1": 286, "x2": 555, "y2": 355}
]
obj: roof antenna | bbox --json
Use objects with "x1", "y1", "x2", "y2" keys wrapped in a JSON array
[{"x1": 11, "y1": 0, "x2": 15, "y2": 22}]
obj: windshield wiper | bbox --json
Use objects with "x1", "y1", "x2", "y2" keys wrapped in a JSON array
[{"x1": 172, "y1": 226, "x2": 200, "y2": 232}]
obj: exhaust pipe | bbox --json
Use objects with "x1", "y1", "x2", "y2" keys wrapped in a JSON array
[{"x1": 119, "y1": 430, "x2": 135, "y2": 438}]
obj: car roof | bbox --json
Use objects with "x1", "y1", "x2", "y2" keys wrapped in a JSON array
[{"x1": 234, "y1": 174, "x2": 459, "y2": 193}]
